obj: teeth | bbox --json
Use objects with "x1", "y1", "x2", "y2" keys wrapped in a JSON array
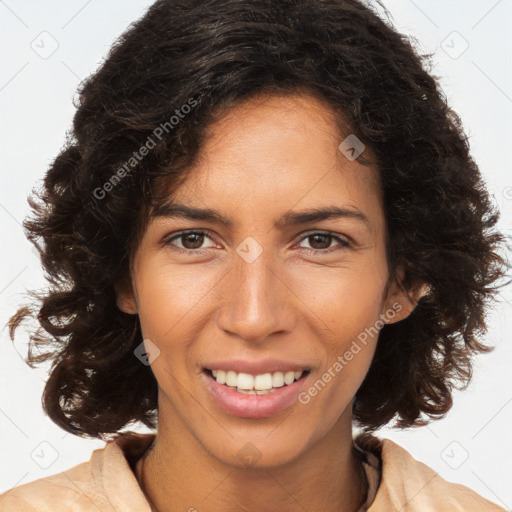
[
  {"x1": 237, "y1": 373, "x2": 254, "y2": 390},
  {"x1": 210, "y1": 369, "x2": 306, "y2": 391},
  {"x1": 254, "y1": 373, "x2": 272, "y2": 390},
  {"x1": 235, "y1": 388, "x2": 279, "y2": 395},
  {"x1": 284, "y1": 371, "x2": 295, "y2": 385},
  {"x1": 272, "y1": 372, "x2": 285, "y2": 388},
  {"x1": 226, "y1": 371, "x2": 238, "y2": 387},
  {"x1": 237, "y1": 388, "x2": 256, "y2": 395}
]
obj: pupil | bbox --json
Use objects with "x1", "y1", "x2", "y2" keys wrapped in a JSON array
[
  {"x1": 310, "y1": 234, "x2": 330, "y2": 249},
  {"x1": 184, "y1": 233, "x2": 203, "y2": 249}
]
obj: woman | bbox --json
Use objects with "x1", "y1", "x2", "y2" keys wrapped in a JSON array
[{"x1": 1, "y1": 0, "x2": 507, "y2": 510}]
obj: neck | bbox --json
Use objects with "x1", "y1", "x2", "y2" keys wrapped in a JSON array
[{"x1": 136, "y1": 405, "x2": 366, "y2": 512}]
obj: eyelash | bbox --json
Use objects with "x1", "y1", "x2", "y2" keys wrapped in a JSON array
[{"x1": 162, "y1": 229, "x2": 352, "y2": 256}]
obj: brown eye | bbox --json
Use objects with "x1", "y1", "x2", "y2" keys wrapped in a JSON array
[
  {"x1": 180, "y1": 232, "x2": 205, "y2": 249},
  {"x1": 308, "y1": 234, "x2": 333, "y2": 250},
  {"x1": 163, "y1": 230, "x2": 216, "y2": 253},
  {"x1": 297, "y1": 231, "x2": 351, "y2": 254}
]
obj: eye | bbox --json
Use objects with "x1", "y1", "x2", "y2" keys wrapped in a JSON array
[
  {"x1": 162, "y1": 229, "x2": 352, "y2": 256},
  {"x1": 296, "y1": 232, "x2": 351, "y2": 254},
  {"x1": 162, "y1": 230, "x2": 217, "y2": 254}
]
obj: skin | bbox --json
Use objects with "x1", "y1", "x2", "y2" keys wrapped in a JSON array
[{"x1": 117, "y1": 92, "x2": 420, "y2": 512}]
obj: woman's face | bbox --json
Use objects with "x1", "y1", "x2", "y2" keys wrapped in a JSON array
[{"x1": 118, "y1": 93, "x2": 412, "y2": 468}]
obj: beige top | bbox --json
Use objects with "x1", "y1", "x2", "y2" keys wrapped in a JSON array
[{"x1": 0, "y1": 431, "x2": 505, "y2": 511}]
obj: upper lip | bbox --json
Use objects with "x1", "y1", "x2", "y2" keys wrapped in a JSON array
[{"x1": 204, "y1": 358, "x2": 311, "y2": 375}]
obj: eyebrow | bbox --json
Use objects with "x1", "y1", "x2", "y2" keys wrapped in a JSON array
[{"x1": 152, "y1": 202, "x2": 370, "y2": 228}]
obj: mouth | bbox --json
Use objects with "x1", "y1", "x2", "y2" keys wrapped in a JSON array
[
  {"x1": 203, "y1": 368, "x2": 310, "y2": 395},
  {"x1": 201, "y1": 367, "x2": 311, "y2": 418}
]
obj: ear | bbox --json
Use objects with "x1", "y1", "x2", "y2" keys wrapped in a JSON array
[
  {"x1": 114, "y1": 275, "x2": 138, "y2": 315},
  {"x1": 381, "y1": 267, "x2": 430, "y2": 325}
]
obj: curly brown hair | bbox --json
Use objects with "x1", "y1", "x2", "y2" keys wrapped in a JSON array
[{"x1": 8, "y1": 0, "x2": 507, "y2": 440}]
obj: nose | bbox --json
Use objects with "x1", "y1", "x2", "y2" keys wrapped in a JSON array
[{"x1": 215, "y1": 242, "x2": 297, "y2": 344}]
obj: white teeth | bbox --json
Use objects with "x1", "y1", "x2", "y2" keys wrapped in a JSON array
[
  {"x1": 226, "y1": 371, "x2": 238, "y2": 387},
  {"x1": 236, "y1": 372, "x2": 254, "y2": 390},
  {"x1": 272, "y1": 372, "x2": 285, "y2": 388},
  {"x1": 210, "y1": 369, "x2": 305, "y2": 391},
  {"x1": 284, "y1": 371, "x2": 295, "y2": 385},
  {"x1": 237, "y1": 388, "x2": 256, "y2": 395},
  {"x1": 254, "y1": 373, "x2": 273, "y2": 390}
]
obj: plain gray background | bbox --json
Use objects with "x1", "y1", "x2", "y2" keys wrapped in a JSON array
[{"x1": 1, "y1": 0, "x2": 511, "y2": 508}]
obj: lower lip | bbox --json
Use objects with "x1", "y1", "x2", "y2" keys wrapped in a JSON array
[{"x1": 202, "y1": 370, "x2": 309, "y2": 419}]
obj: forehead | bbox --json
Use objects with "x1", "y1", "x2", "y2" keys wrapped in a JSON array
[{"x1": 155, "y1": 93, "x2": 383, "y2": 231}]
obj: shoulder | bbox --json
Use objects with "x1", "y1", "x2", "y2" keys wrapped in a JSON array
[
  {"x1": 355, "y1": 433, "x2": 506, "y2": 512},
  {"x1": 0, "y1": 457, "x2": 109, "y2": 512},
  {"x1": 0, "y1": 432, "x2": 155, "y2": 512}
]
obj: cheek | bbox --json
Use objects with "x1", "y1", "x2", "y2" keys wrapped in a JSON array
[
  {"x1": 289, "y1": 255, "x2": 388, "y2": 336},
  {"x1": 132, "y1": 262, "x2": 217, "y2": 387},
  {"x1": 134, "y1": 259, "x2": 218, "y2": 340},
  {"x1": 297, "y1": 333, "x2": 377, "y2": 435}
]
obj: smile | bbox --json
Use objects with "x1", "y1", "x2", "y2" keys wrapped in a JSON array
[
  {"x1": 202, "y1": 367, "x2": 311, "y2": 418},
  {"x1": 207, "y1": 369, "x2": 309, "y2": 394}
]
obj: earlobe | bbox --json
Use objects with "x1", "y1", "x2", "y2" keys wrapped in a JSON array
[{"x1": 115, "y1": 277, "x2": 138, "y2": 315}]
